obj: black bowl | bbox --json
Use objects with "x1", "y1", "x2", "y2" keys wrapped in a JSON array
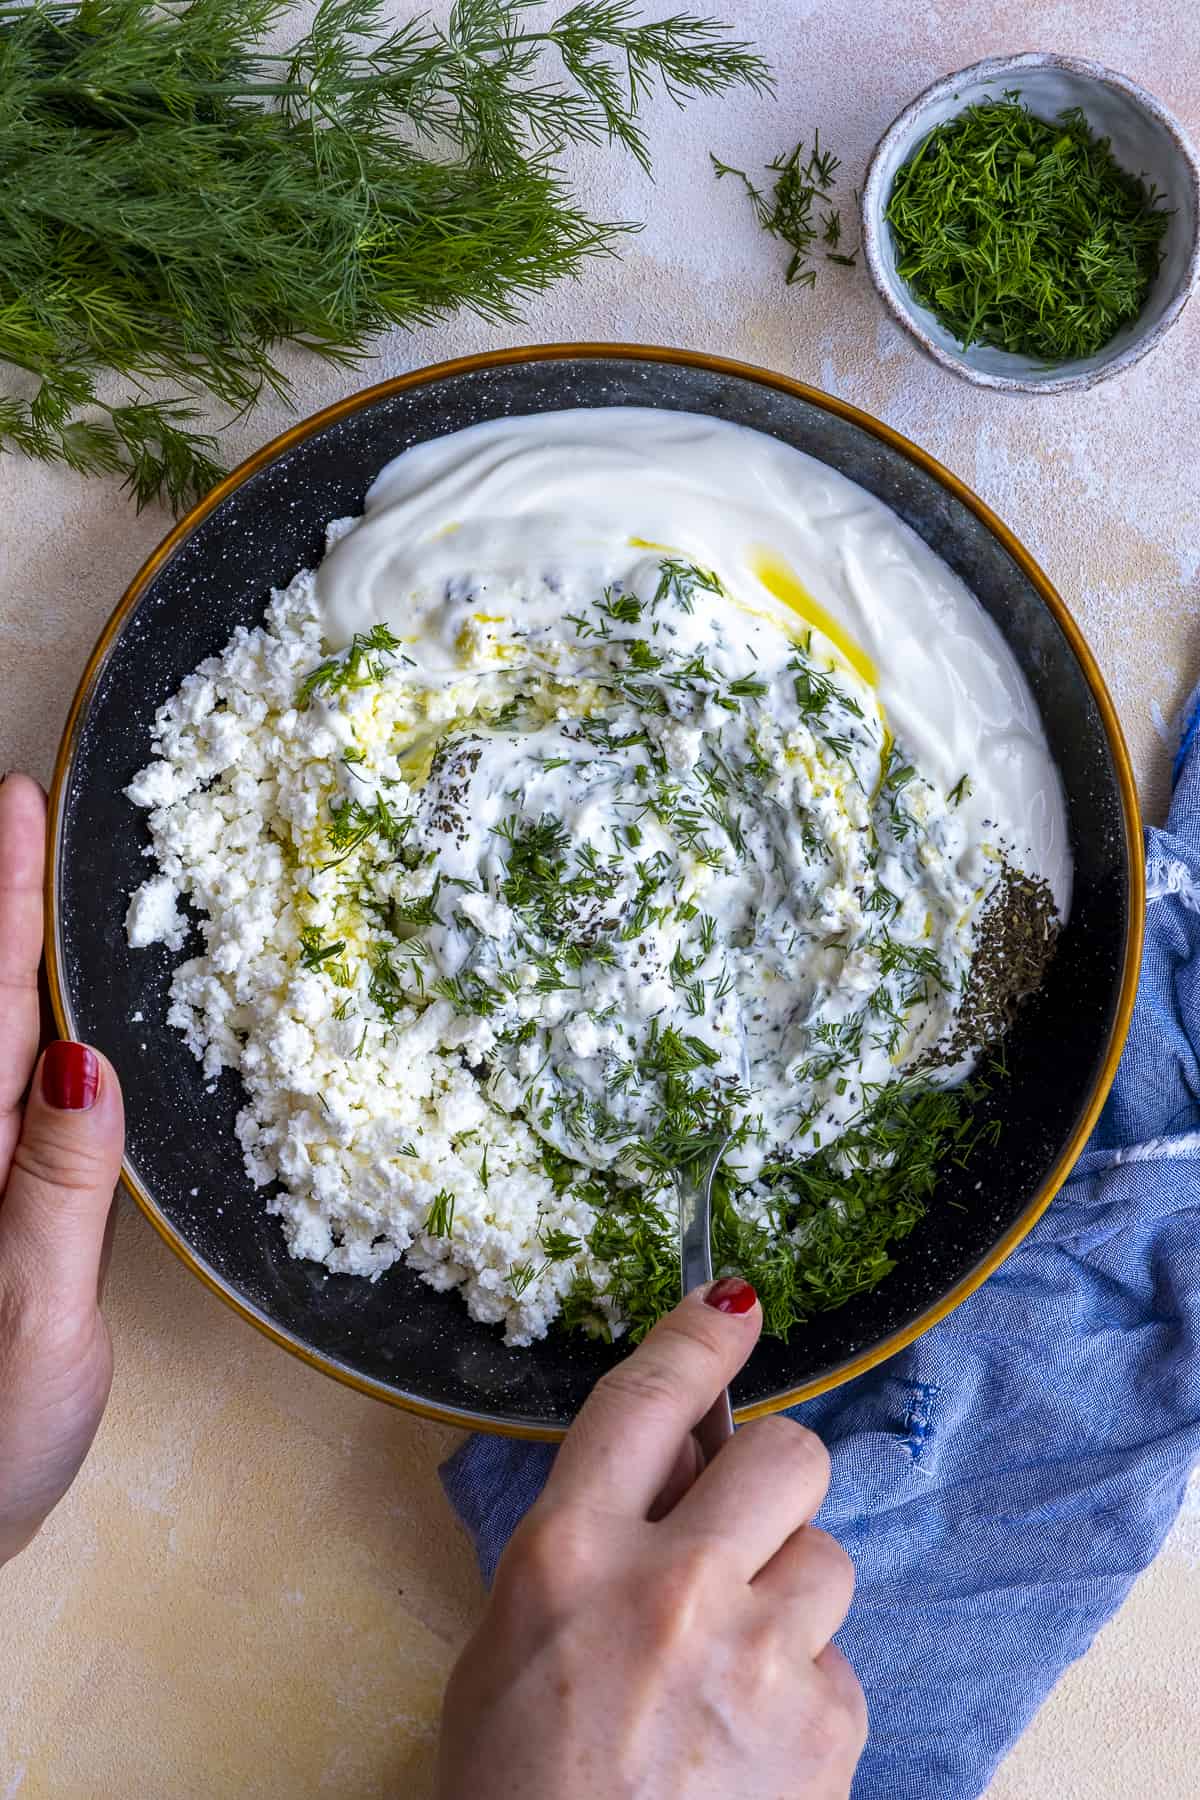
[{"x1": 48, "y1": 345, "x2": 1143, "y2": 1436}]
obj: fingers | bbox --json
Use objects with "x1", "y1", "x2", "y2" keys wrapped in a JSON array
[
  {"x1": 544, "y1": 1280, "x2": 762, "y2": 1518},
  {"x1": 0, "y1": 1042, "x2": 125, "y2": 1318},
  {"x1": 97, "y1": 1198, "x2": 119, "y2": 1304},
  {"x1": 666, "y1": 1413, "x2": 832, "y2": 1575},
  {"x1": 752, "y1": 1524, "x2": 856, "y2": 1651},
  {"x1": 815, "y1": 1642, "x2": 870, "y2": 1754},
  {"x1": 647, "y1": 1431, "x2": 705, "y2": 1523},
  {"x1": 0, "y1": 775, "x2": 47, "y2": 1178}
]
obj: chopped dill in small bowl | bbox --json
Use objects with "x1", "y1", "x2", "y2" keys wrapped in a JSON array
[
  {"x1": 885, "y1": 93, "x2": 1169, "y2": 363},
  {"x1": 861, "y1": 54, "x2": 1200, "y2": 392}
]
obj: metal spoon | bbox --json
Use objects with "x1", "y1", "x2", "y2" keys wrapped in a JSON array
[
  {"x1": 676, "y1": 1023, "x2": 752, "y2": 1463},
  {"x1": 677, "y1": 1144, "x2": 737, "y2": 1461}
]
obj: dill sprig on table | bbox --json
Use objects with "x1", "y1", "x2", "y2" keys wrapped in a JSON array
[
  {"x1": 0, "y1": 0, "x2": 770, "y2": 508},
  {"x1": 885, "y1": 94, "x2": 1169, "y2": 361},
  {"x1": 711, "y1": 132, "x2": 856, "y2": 287}
]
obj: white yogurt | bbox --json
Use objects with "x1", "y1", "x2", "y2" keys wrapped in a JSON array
[{"x1": 317, "y1": 406, "x2": 1070, "y2": 914}]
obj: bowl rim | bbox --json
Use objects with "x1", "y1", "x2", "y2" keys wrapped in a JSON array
[
  {"x1": 860, "y1": 50, "x2": 1200, "y2": 394},
  {"x1": 46, "y1": 340, "x2": 1146, "y2": 1438}
]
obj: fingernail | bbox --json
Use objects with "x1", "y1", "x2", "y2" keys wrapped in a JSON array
[
  {"x1": 704, "y1": 1276, "x2": 758, "y2": 1315},
  {"x1": 43, "y1": 1042, "x2": 100, "y2": 1111}
]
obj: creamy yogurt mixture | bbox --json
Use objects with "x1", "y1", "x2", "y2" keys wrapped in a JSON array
[{"x1": 126, "y1": 409, "x2": 1068, "y2": 1345}]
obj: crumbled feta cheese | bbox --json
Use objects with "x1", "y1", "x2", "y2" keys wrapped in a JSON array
[
  {"x1": 125, "y1": 875, "x2": 188, "y2": 951},
  {"x1": 456, "y1": 890, "x2": 514, "y2": 939}
]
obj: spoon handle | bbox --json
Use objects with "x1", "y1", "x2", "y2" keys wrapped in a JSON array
[{"x1": 678, "y1": 1144, "x2": 736, "y2": 1459}]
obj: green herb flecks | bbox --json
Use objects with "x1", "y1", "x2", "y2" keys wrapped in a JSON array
[
  {"x1": 877, "y1": 739, "x2": 917, "y2": 843},
  {"x1": 652, "y1": 558, "x2": 724, "y2": 612},
  {"x1": 424, "y1": 1188, "x2": 455, "y2": 1238},
  {"x1": 711, "y1": 131, "x2": 856, "y2": 287},
  {"x1": 494, "y1": 811, "x2": 620, "y2": 952},
  {"x1": 298, "y1": 926, "x2": 352, "y2": 984},
  {"x1": 584, "y1": 1069, "x2": 1003, "y2": 1343},
  {"x1": 539, "y1": 1225, "x2": 581, "y2": 1262},
  {"x1": 368, "y1": 944, "x2": 425, "y2": 1022},
  {"x1": 321, "y1": 793, "x2": 412, "y2": 867},
  {"x1": 789, "y1": 653, "x2": 862, "y2": 723},
  {"x1": 715, "y1": 1077, "x2": 996, "y2": 1334},
  {"x1": 507, "y1": 1258, "x2": 542, "y2": 1297},
  {"x1": 433, "y1": 968, "x2": 504, "y2": 1018},
  {"x1": 586, "y1": 1186, "x2": 680, "y2": 1340},
  {"x1": 300, "y1": 626, "x2": 403, "y2": 705},
  {"x1": 0, "y1": 0, "x2": 770, "y2": 509},
  {"x1": 886, "y1": 94, "x2": 1169, "y2": 361}
]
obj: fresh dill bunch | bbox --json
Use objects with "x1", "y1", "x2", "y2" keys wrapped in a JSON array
[
  {"x1": 711, "y1": 131, "x2": 857, "y2": 287},
  {"x1": 0, "y1": 0, "x2": 770, "y2": 509},
  {"x1": 885, "y1": 94, "x2": 1169, "y2": 361}
]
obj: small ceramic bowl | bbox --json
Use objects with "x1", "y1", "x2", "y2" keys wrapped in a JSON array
[{"x1": 861, "y1": 52, "x2": 1200, "y2": 393}]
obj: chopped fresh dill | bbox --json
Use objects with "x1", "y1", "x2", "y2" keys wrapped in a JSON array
[
  {"x1": 653, "y1": 559, "x2": 724, "y2": 611},
  {"x1": 711, "y1": 131, "x2": 858, "y2": 287},
  {"x1": 789, "y1": 658, "x2": 842, "y2": 719},
  {"x1": 625, "y1": 639, "x2": 664, "y2": 672},
  {"x1": 425, "y1": 1189, "x2": 455, "y2": 1238},
  {"x1": 297, "y1": 926, "x2": 353, "y2": 985},
  {"x1": 433, "y1": 970, "x2": 503, "y2": 1017},
  {"x1": 864, "y1": 882, "x2": 901, "y2": 918},
  {"x1": 597, "y1": 588, "x2": 643, "y2": 625},
  {"x1": 321, "y1": 792, "x2": 411, "y2": 866},
  {"x1": 540, "y1": 1225, "x2": 581, "y2": 1262},
  {"x1": 298, "y1": 927, "x2": 346, "y2": 970},
  {"x1": 391, "y1": 877, "x2": 443, "y2": 930},
  {"x1": 300, "y1": 625, "x2": 402, "y2": 705},
  {"x1": 886, "y1": 94, "x2": 1169, "y2": 361},
  {"x1": 727, "y1": 674, "x2": 769, "y2": 700}
]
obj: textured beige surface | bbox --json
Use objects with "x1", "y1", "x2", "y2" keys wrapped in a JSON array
[{"x1": 2, "y1": 2, "x2": 1199, "y2": 1794}]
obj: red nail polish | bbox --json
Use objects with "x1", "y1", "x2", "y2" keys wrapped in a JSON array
[
  {"x1": 43, "y1": 1042, "x2": 100, "y2": 1111},
  {"x1": 704, "y1": 1276, "x2": 758, "y2": 1315}
]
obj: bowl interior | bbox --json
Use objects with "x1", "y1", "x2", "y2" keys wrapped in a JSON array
[
  {"x1": 867, "y1": 56, "x2": 1200, "y2": 387},
  {"x1": 53, "y1": 352, "x2": 1133, "y2": 1431}
]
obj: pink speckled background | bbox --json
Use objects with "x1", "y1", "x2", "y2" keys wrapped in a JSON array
[{"x1": 1, "y1": 3, "x2": 1198, "y2": 1795}]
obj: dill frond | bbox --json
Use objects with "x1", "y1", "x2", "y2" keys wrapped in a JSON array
[{"x1": 0, "y1": 0, "x2": 771, "y2": 508}]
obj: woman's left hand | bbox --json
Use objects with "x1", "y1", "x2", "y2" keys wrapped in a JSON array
[{"x1": 0, "y1": 773, "x2": 125, "y2": 1565}]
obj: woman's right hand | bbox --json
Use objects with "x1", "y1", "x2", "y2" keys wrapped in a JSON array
[
  {"x1": 437, "y1": 1278, "x2": 867, "y2": 1799},
  {"x1": 0, "y1": 773, "x2": 125, "y2": 1567}
]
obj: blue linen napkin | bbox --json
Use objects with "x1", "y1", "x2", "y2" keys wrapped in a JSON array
[{"x1": 441, "y1": 713, "x2": 1200, "y2": 1800}]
